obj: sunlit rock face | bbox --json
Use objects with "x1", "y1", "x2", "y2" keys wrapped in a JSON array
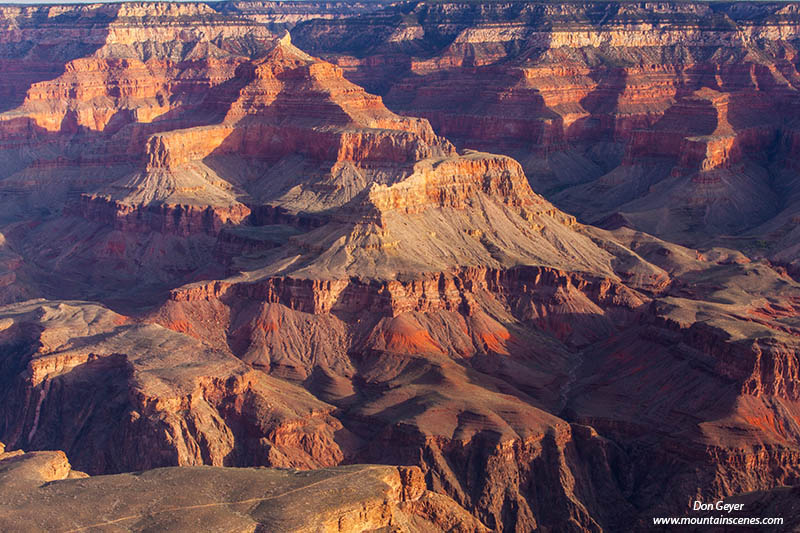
[{"x1": 1, "y1": 3, "x2": 800, "y2": 532}]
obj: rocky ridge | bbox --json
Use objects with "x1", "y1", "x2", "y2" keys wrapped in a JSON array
[{"x1": 0, "y1": 445, "x2": 486, "y2": 533}]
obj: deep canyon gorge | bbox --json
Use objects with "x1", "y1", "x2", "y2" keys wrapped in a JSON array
[{"x1": 1, "y1": 1, "x2": 800, "y2": 531}]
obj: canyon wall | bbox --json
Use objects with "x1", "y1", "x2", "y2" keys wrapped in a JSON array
[
  {"x1": 291, "y1": 1, "x2": 800, "y2": 250},
  {"x1": 0, "y1": 3, "x2": 799, "y2": 532}
]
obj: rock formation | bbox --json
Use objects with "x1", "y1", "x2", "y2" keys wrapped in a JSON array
[
  {"x1": 0, "y1": 2, "x2": 799, "y2": 532},
  {"x1": 292, "y1": 1, "x2": 800, "y2": 252},
  {"x1": 0, "y1": 446, "x2": 486, "y2": 532}
]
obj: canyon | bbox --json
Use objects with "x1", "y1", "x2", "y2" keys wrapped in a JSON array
[{"x1": 0, "y1": 1, "x2": 800, "y2": 532}]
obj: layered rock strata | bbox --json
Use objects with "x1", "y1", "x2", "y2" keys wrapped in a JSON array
[
  {"x1": 291, "y1": 1, "x2": 800, "y2": 248},
  {"x1": 0, "y1": 3, "x2": 799, "y2": 533}
]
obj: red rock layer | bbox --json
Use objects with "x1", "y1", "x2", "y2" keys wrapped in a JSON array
[
  {"x1": 79, "y1": 194, "x2": 251, "y2": 237},
  {"x1": 165, "y1": 265, "x2": 643, "y2": 319},
  {"x1": 625, "y1": 89, "x2": 779, "y2": 173}
]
